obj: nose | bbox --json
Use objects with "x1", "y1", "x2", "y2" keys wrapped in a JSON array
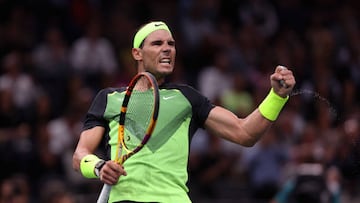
[
  {"x1": 162, "y1": 44, "x2": 171, "y2": 54},
  {"x1": 163, "y1": 48, "x2": 170, "y2": 54}
]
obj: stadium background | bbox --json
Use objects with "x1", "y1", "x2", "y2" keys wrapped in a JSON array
[{"x1": 0, "y1": 0, "x2": 359, "y2": 202}]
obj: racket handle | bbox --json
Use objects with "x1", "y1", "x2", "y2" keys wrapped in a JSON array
[
  {"x1": 278, "y1": 66, "x2": 288, "y2": 88},
  {"x1": 279, "y1": 79, "x2": 288, "y2": 88},
  {"x1": 97, "y1": 184, "x2": 111, "y2": 203}
]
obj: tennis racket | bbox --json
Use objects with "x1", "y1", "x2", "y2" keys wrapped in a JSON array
[{"x1": 97, "y1": 71, "x2": 160, "y2": 203}]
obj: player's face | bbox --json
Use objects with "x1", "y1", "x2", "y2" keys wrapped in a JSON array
[{"x1": 136, "y1": 30, "x2": 176, "y2": 79}]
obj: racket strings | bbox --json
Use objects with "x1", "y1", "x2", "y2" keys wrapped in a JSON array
[{"x1": 123, "y1": 76, "x2": 155, "y2": 151}]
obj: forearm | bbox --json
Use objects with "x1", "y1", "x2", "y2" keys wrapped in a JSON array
[
  {"x1": 238, "y1": 88, "x2": 289, "y2": 145},
  {"x1": 205, "y1": 88, "x2": 288, "y2": 147},
  {"x1": 239, "y1": 109, "x2": 273, "y2": 146},
  {"x1": 72, "y1": 127, "x2": 105, "y2": 171}
]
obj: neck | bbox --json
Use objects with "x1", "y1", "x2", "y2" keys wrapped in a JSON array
[{"x1": 137, "y1": 69, "x2": 165, "y2": 85}]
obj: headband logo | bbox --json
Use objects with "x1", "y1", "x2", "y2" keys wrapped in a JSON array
[{"x1": 133, "y1": 21, "x2": 172, "y2": 48}]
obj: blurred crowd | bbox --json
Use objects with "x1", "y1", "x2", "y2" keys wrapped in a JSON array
[{"x1": 0, "y1": 0, "x2": 359, "y2": 202}]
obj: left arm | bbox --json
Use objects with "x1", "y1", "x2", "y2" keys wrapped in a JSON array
[
  {"x1": 205, "y1": 106, "x2": 272, "y2": 147},
  {"x1": 204, "y1": 65, "x2": 295, "y2": 147}
]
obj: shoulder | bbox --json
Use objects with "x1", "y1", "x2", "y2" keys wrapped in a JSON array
[
  {"x1": 86, "y1": 87, "x2": 125, "y2": 116},
  {"x1": 92, "y1": 87, "x2": 126, "y2": 103},
  {"x1": 97, "y1": 87, "x2": 125, "y2": 96},
  {"x1": 161, "y1": 83, "x2": 202, "y2": 96}
]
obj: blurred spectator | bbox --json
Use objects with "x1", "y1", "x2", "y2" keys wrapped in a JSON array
[
  {"x1": 219, "y1": 72, "x2": 254, "y2": 117},
  {"x1": 0, "y1": 93, "x2": 34, "y2": 179},
  {"x1": 0, "y1": 51, "x2": 36, "y2": 121},
  {"x1": 197, "y1": 49, "x2": 234, "y2": 102},
  {"x1": 47, "y1": 105, "x2": 82, "y2": 157},
  {"x1": 233, "y1": 24, "x2": 264, "y2": 84},
  {"x1": 38, "y1": 178, "x2": 76, "y2": 203},
  {"x1": 238, "y1": 0, "x2": 279, "y2": 39},
  {"x1": 271, "y1": 124, "x2": 342, "y2": 203},
  {"x1": 271, "y1": 165, "x2": 341, "y2": 203},
  {"x1": 30, "y1": 121, "x2": 64, "y2": 188},
  {"x1": 245, "y1": 129, "x2": 288, "y2": 203},
  {"x1": 332, "y1": 112, "x2": 360, "y2": 202},
  {"x1": 32, "y1": 91, "x2": 52, "y2": 125},
  {"x1": 0, "y1": 174, "x2": 30, "y2": 203},
  {"x1": 31, "y1": 26, "x2": 72, "y2": 117},
  {"x1": 189, "y1": 131, "x2": 237, "y2": 199},
  {"x1": 70, "y1": 18, "x2": 118, "y2": 91},
  {"x1": 178, "y1": 0, "x2": 217, "y2": 51},
  {"x1": 178, "y1": 0, "x2": 219, "y2": 86},
  {"x1": 0, "y1": 5, "x2": 36, "y2": 56}
]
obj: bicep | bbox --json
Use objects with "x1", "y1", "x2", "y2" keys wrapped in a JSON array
[
  {"x1": 204, "y1": 106, "x2": 247, "y2": 144},
  {"x1": 204, "y1": 106, "x2": 272, "y2": 147},
  {"x1": 72, "y1": 126, "x2": 105, "y2": 170}
]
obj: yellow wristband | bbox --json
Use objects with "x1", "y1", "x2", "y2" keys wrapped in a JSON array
[
  {"x1": 258, "y1": 88, "x2": 289, "y2": 121},
  {"x1": 80, "y1": 154, "x2": 101, "y2": 178}
]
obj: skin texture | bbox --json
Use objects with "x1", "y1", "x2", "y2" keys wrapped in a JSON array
[{"x1": 73, "y1": 28, "x2": 296, "y2": 185}]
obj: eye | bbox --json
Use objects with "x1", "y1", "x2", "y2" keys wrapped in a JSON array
[
  {"x1": 168, "y1": 40, "x2": 175, "y2": 47},
  {"x1": 152, "y1": 40, "x2": 163, "y2": 46}
]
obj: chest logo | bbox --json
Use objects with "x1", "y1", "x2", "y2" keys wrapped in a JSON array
[{"x1": 162, "y1": 95, "x2": 176, "y2": 100}]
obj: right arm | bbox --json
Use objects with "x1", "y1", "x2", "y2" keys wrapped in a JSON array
[
  {"x1": 73, "y1": 126, "x2": 126, "y2": 185},
  {"x1": 72, "y1": 126, "x2": 104, "y2": 171}
]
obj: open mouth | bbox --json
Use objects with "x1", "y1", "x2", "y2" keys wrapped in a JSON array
[{"x1": 159, "y1": 58, "x2": 171, "y2": 64}]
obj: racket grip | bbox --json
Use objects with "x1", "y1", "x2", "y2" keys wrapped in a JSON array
[
  {"x1": 278, "y1": 66, "x2": 288, "y2": 88},
  {"x1": 279, "y1": 79, "x2": 288, "y2": 88},
  {"x1": 97, "y1": 184, "x2": 111, "y2": 203}
]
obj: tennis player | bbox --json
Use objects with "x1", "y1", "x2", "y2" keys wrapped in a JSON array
[{"x1": 72, "y1": 21, "x2": 295, "y2": 202}]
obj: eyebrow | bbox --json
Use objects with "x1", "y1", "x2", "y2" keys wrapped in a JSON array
[{"x1": 150, "y1": 39, "x2": 175, "y2": 45}]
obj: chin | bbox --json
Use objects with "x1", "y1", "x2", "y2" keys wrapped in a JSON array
[
  {"x1": 159, "y1": 67, "x2": 174, "y2": 74},
  {"x1": 159, "y1": 70, "x2": 173, "y2": 77}
]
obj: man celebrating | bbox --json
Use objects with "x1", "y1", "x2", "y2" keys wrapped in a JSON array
[{"x1": 73, "y1": 21, "x2": 295, "y2": 202}]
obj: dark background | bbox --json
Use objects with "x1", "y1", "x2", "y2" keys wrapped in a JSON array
[{"x1": 0, "y1": 0, "x2": 359, "y2": 202}]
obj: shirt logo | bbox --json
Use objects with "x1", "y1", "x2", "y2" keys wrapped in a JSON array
[{"x1": 162, "y1": 95, "x2": 176, "y2": 100}]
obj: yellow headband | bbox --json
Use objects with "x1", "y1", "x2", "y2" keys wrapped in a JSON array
[{"x1": 133, "y1": 21, "x2": 172, "y2": 48}]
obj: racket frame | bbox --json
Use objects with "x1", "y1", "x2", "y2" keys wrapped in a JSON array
[
  {"x1": 116, "y1": 71, "x2": 159, "y2": 164},
  {"x1": 97, "y1": 71, "x2": 159, "y2": 203}
]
